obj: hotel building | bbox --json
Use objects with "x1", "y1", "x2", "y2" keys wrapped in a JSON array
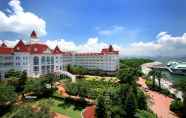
[{"x1": 0, "y1": 31, "x2": 119, "y2": 79}]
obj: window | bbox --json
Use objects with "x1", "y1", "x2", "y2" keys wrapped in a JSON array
[
  {"x1": 51, "y1": 56, "x2": 54, "y2": 64},
  {"x1": 47, "y1": 56, "x2": 50, "y2": 64},
  {"x1": 41, "y1": 56, "x2": 45, "y2": 64},
  {"x1": 33, "y1": 56, "x2": 39, "y2": 65},
  {"x1": 33, "y1": 66, "x2": 39, "y2": 72},
  {"x1": 41, "y1": 66, "x2": 46, "y2": 74}
]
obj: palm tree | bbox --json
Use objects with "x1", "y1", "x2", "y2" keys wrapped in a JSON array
[
  {"x1": 148, "y1": 69, "x2": 157, "y2": 89},
  {"x1": 148, "y1": 68, "x2": 165, "y2": 89},
  {"x1": 155, "y1": 70, "x2": 165, "y2": 89}
]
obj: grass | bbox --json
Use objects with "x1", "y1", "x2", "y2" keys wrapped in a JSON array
[
  {"x1": 84, "y1": 75, "x2": 118, "y2": 82},
  {"x1": 50, "y1": 98, "x2": 82, "y2": 118},
  {"x1": 26, "y1": 98, "x2": 82, "y2": 118}
]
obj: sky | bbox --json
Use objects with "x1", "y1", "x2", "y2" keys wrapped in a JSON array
[{"x1": 0, "y1": 0, "x2": 186, "y2": 57}]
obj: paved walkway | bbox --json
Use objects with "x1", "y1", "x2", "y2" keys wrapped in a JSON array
[
  {"x1": 83, "y1": 105, "x2": 96, "y2": 118},
  {"x1": 137, "y1": 77, "x2": 178, "y2": 118}
]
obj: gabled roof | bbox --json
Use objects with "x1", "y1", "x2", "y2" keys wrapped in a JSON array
[
  {"x1": 27, "y1": 43, "x2": 50, "y2": 54},
  {"x1": 1, "y1": 42, "x2": 7, "y2": 48},
  {"x1": 0, "y1": 47, "x2": 13, "y2": 54},
  {"x1": 101, "y1": 45, "x2": 119, "y2": 54},
  {"x1": 14, "y1": 40, "x2": 28, "y2": 52},
  {"x1": 52, "y1": 46, "x2": 63, "y2": 54}
]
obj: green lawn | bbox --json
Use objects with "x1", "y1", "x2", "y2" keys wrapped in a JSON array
[
  {"x1": 50, "y1": 98, "x2": 82, "y2": 118},
  {"x1": 28, "y1": 98, "x2": 82, "y2": 118},
  {"x1": 84, "y1": 75, "x2": 118, "y2": 82}
]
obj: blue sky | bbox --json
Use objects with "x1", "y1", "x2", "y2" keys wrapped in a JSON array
[{"x1": 0, "y1": 0, "x2": 186, "y2": 56}]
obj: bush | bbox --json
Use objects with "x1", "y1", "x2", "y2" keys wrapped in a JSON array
[
  {"x1": 135, "y1": 109, "x2": 157, "y2": 118},
  {"x1": 64, "y1": 80, "x2": 117, "y2": 99},
  {"x1": 170, "y1": 99, "x2": 183, "y2": 112},
  {"x1": 145, "y1": 79, "x2": 175, "y2": 98}
]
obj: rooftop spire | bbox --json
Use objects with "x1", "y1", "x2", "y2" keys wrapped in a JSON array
[
  {"x1": 30, "y1": 30, "x2": 37, "y2": 38},
  {"x1": 1, "y1": 40, "x2": 7, "y2": 48},
  {"x1": 108, "y1": 45, "x2": 113, "y2": 52}
]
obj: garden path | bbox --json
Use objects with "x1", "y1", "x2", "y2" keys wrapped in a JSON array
[{"x1": 137, "y1": 77, "x2": 178, "y2": 118}]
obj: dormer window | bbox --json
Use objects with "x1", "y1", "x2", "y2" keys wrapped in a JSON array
[{"x1": 17, "y1": 47, "x2": 20, "y2": 50}]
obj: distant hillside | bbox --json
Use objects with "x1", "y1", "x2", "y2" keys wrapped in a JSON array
[
  {"x1": 121, "y1": 56, "x2": 186, "y2": 64},
  {"x1": 152, "y1": 56, "x2": 186, "y2": 64}
]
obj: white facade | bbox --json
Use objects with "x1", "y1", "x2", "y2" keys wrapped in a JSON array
[{"x1": 0, "y1": 31, "x2": 119, "y2": 79}]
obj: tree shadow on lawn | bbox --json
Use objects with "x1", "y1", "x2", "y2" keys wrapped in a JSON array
[
  {"x1": 52, "y1": 96, "x2": 89, "y2": 111},
  {"x1": 0, "y1": 105, "x2": 11, "y2": 117}
]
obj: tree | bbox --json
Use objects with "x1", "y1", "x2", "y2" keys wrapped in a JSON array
[
  {"x1": 24, "y1": 78, "x2": 52, "y2": 97},
  {"x1": 96, "y1": 95, "x2": 107, "y2": 118},
  {"x1": 137, "y1": 90, "x2": 147, "y2": 110},
  {"x1": 135, "y1": 109, "x2": 157, "y2": 118},
  {"x1": 175, "y1": 79, "x2": 186, "y2": 117},
  {"x1": 5, "y1": 69, "x2": 22, "y2": 78},
  {"x1": 148, "y1": 68, "x2": 165, "y2": 89},
  {"x1": 42, "y1": 73, "x2": 56, "y2": 86},
  {"x1": 95, "y1": 59, "x2": 151, "y2": 118},
  {"x1": 148, "y1": 69, "x2": 156, "y2": 89},
  {"x1": 0, "y1": 83, "x2": 16, "y2": 105},
  {"x1": 2, "y1": 105, "x2": 51, "y2": 118},
  {"x1": 67, "y1": 65, "x2": 88, "y2": 75},
  {"x1": 19, "y1": 70, "x2": 27, "y2": 86},
  {"x1": 155, "y1": 70, "x2": 165, "y2": 89},
  {"x1": 170, "y1": 99, "x2": 183, "y2": 112},
  {"x1": 124, "y1": 87, "x2": 137, "y2": 118}
]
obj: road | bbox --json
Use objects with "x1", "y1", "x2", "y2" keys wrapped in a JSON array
[{"x1": 137, "y1": 77, "x2": 178, "y2": 118}]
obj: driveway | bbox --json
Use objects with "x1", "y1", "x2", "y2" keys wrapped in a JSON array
[{"x1": 137, "y1": 77, "x2": 178, "y2": 118}]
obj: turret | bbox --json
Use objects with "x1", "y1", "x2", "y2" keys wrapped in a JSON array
[{"x1": 31, "y1": 30, "x2": 37, "y2": 39}]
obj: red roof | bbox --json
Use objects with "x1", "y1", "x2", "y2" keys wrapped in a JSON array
[
  {"x1": 13, "y1": 40, "x2": 50, "y2": 54},
  {"x1": 31, "y1": 30, "x2": 37, "y2": 38},
  {"x1": 75, "y1": 53, "x2": 103, "y2": 56},
  {"x1": 52, "y1": 46, "x2": 63, "y2": 54},
  {"x1": 1, "y1": 42, "x2": 7, "y2": 48},
  {"x1": 14, "y1": 40, "x2": 28, "y2": 52},
  {"x1": 101, "y1": 45, "x2": 119, "y2": 54},
  {"x1": 0, "y1": 40, "x2": 119, "y2": 55},
  {"x1": 27, "y1": 43, "x2": 50, "y2": 54},
  {"x1": 0, "y1": 47, "x2": 13, "y2": 54}
]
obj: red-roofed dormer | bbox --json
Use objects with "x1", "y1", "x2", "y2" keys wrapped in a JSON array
[
  {"x1": 101, "y1": 45, "x2": 119, "y2": 54},
  {"x1": 28, "y1": 43, "x2": 50, "y2": 54},
  {"x1": 14, "y1": 40, "x2": 28, "y2": 52},
  {"x1": 1, "y1": 42, "x2": 7, "y2": 48},
  {"x1": 108, "y1": 45, "x2": 113, "y2": 52},
  {"x1": 31, "y1": 30, "x2": 37, "y2": 38},
  {"x1": 52, "y1": 46, "x2": 63, "y2": 54}
]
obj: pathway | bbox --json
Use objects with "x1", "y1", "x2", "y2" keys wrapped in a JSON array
[
  {"x1": 56, "y1": 83, "x2": 96, "y2": 118},
  {"x1": 83, "y1": 105, "x2": 96, "y2": 118},
  {"x1": 137, "y1": 77, "x2": 178, "y2": 118}
]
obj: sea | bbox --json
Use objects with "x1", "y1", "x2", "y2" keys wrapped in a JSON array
[{"x1": 154, "y1": 57, "x2": 186, "y2": 82}]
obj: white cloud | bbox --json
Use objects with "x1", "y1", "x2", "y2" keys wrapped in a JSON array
[
  {"x1": 124, "y1": 32, "x2": 186, "y2": 57},
  {"x1": 1, "y1": 31, "x2": 186, "y2": 57},
  {"x1": 45, "y1": 37, "x2": 112, "y2": 53},
  {"x1": 0, "y1": 40, "x2": 20, "y2": 47},
  {"x1": 0, "y1": 0, "x2": 46, "y2": 36},
  {"x1": 98, "y1": 25, "x2": 125, "y2": 36}
]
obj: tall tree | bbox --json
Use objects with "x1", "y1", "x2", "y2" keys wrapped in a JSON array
[
  {"x1": 0, "y1": 83, "x2": 16, "y2": 105},
  {"x1": 175, "y1": 79, "x2": 186, "y2": 117},
  {"x1": 96, "y1": 95, "x2": 107, "y2": 118},
  {"x1": 148, "y1": 69, "x2": 156, "y2": 88}
]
